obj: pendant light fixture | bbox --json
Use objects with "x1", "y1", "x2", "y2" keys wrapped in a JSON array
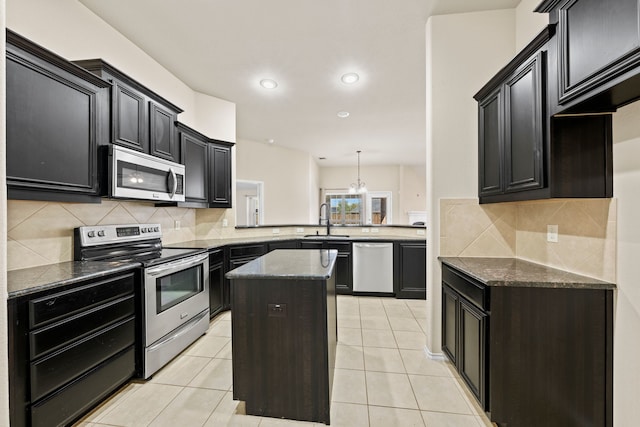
[{"x1": 349, "y1": 150, "x2": 367, "y2": 194}]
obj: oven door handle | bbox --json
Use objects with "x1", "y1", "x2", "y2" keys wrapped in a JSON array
[{"x1": 146, "y1": 253, "x2": 208, "y2": 276}]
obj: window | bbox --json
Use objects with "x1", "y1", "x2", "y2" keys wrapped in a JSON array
[{"x1": 326, "y1": 194, "x2": 363, "y2": 225}]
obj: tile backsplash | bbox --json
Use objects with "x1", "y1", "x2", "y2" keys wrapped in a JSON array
[
  {"x1": 7, "y1": 200, "x2": 196, "y2": 271},
  {"x1": 440, "y1": 198, "x2": 616, "y2": 282}
]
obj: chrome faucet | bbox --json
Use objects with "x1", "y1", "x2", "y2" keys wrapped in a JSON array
[{"x1": 319, "y1": 203, "x2": 331, "y2": 236}]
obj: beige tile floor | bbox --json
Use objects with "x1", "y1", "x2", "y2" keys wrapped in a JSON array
[{"x1": 75, "y1": 295, "x2": 492, "y2": 427}]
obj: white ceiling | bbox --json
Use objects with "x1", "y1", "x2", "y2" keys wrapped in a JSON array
[{"x1": 79, "y1": 0, "x2": 521, "y2": 166}]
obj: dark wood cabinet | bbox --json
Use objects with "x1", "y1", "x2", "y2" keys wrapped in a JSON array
[
  {"x1": 208, "y1": 140, "x2": 233, "y2": 208},
  {"x1": 6, "y1": 30, "x2": 110, "y2": 203},
  {"x1": 537, "y1": 0, "x2": 640, "y2": 113},
  {"x1": 326, "y1": 242, "x2": 352, "y2": 295},
  {"x1": 442, "y1": 262, "x2": 613, "y2": 427},
  {"x1": 226, "y1": 243, "x2": 267, "y2": 308},
  {"x1": 73, "y1": 59, "x2": 183, "y2": 163},
  {"x1": 268, "y1": 240, "x2": 300, "y2": 251},
  {"x1": 441, "y1": 266, "x2": 489, "y2": 409},
  {"x1": 209, "y1": 249, "x2": 226, "y2": 318},
  {"x1": 178, "y1": 122, "x2": 209, "y2": 205},
  {"x1": 476, "y1": 26, "x2": 613, "y2": 204},
  {"x1": 394, "y1": 242, "x2": 426, "y2": 299},
  {"x1": 8, "y1": 272, "x2": 138, "y2": 427}
]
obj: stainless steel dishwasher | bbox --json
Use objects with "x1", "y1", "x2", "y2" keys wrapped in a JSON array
[{"x1": 353, "y1": 242, "x2": 394, "y2": 294}]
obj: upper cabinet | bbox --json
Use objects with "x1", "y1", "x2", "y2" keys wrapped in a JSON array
[
  {"x1": 208, "y1": 140, "x2": 234, "y2": 208},
  {"x1": 537, "y1": 0, "x2": 640, "y2": 113},
  {"x1": 475, "y1": 26, "x2": 613, "y2": 204},
  {"x1": 174, "y1": 122, "x2": 234, "y2": 208},
  {"x1": 73, "y1": 59, "x2": 183, "y2": 163},
  {"x1": 6, "y1": 30, "x2": 110, "y2": 203}
]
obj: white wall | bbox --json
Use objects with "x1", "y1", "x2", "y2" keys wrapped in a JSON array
[
  {"x1": 425, "y1": 9, "x2": 515, "y2": 354},
  {"x1": 235, "y1": 139, "x2": 317, "y2": 224},
  {"x1": 318, "y1": 164, "x2": 427, "y2": 225},
  {"x1": 611, "y1": 102, "x2": 640, "y2": 425},
  {"x1": 6, "y1": 0, "x2": 236, "y2": 141},
  {"x1": 515, "y1": 0, "x2": 549, "y2": 50}
]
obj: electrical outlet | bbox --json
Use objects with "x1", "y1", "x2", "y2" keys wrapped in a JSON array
[
  {"x1": 272, "y1": 228, "x2": 280, "y2": 234},
  {"x1": 547, "y1": 225, "x2": 558, "y2": 243},
  {"x1": 417, "y1": 229, "x2": 425, "y2": 236},
  {"x1": 371, "y1": 228, "x2": 379, "y2": 233},
  {"x1": 296, "y1": 227, "x2": 304, "y2": 233},
  {"x1": 362, "y1": 228, "x2": 370, "y2": 233},
  {"x1": 222, "y1": 219, "x2": 228, "y2": 227},
  {"x1": 174, "y1": 220, "x2": 181, "y2": 230}
]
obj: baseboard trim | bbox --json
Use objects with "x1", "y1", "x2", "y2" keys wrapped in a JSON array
[{"x1": 424, "y1": 345, "x2": 447, "y2": 361}]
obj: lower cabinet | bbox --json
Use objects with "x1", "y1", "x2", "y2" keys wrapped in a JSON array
[
  {"x1": 442, "y1": 263, "x2": 613, "y2": 427},
  {"x1": 394, "y1": 242, "x2": 426, "y2": 299},
  {"x1": 8, "y1": 271, "x2": 139, "y2": 427},
  {"x1": 209, "y1": 248, "x2": 225, "y2": 318},
  {"x1": 326, "y1": 242, "x2": 352, "y2": 295},
  {"x1": 441, "y1": 268, "x2": 488, "y2": 408},
  {"x1": 226, "y1": 243, "x2": 267, "y2": 308}
]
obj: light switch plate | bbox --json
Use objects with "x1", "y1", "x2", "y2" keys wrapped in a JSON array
[
  {"x1": 417, "y1": 229, "x2": 425, "y2": 236},
  {"x1": 371, "y1": 228, "x2": 379, "y2": 233},
  {"x1": 547, "y1": 225, "x2": 558, "y2": 242},
  {"x1": 272, "y1": 228, "x2": 280, "y2": 234},
  {"x1": 362, "y1": 228, "x2": 370, "y2": 233},
  {"x1": 296, "y1": 227, "x2": 304, "y2": 233}
]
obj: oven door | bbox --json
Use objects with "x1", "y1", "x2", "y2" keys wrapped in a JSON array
[
  {"x1": 144, "y1": 252, "x2": 209, "y2": 345},
  {"x1": 111, "y1": 145, "x2": 185, "y2": 202}
]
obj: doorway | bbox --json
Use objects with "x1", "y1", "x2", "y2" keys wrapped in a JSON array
[{"x1": 236, "y1": 180, "x2": 264, "y2": 226}]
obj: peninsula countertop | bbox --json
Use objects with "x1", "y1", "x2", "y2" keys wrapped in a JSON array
[
  {"x1": 440, "y1": 257, "x2": 616, "y2": 290},
  {"x1": 226, "y1": 249, "x2": 338, "y2": 280}
]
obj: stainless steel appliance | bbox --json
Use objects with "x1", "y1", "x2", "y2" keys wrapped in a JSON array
[
  {"x1": 107, "y1": 145, "x2": 186, "y2": 202},
  {"x1": 74, "y1": 223, "x2": 209, "y2": 379},
  {"x1": 353, "y1": 242, "x2": 394, "y2": 294}
]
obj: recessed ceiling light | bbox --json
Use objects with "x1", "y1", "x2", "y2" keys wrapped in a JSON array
[
  {"x1": 260, "y1": 79, "x2": 278, "y2": 89},
  {"x1": 266, "y1": 138, "x2": 275, "y2": 144},
  {"x1": 337, "y1": 111, "x2": 350, "y2": 118},
  {"x1": 341, "y1": 73, "x2": 359, "y2": 84}
]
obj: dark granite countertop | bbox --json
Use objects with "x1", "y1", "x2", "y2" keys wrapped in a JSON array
[
  {"x1": 439, "y1": 257, "x2": 616, "y2": 290},
  {"x1": 226, "y1": 249, "x2": 338, "y2": 280},
  {"x1": 8, "y1": 260, "x2": 141, "y2": 298},
  {"x1": 166, "y1": 235, "x2": 425, "y2": 250}
]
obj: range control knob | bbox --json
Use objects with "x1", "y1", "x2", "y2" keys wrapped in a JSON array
[
  {"x1": 153, "y1": 227, "x2": 160, "y2": 232},
  {"x1": 141, "y1": 228, "x2": 146, "y2": 233},
  {"x1": 87, "y1": 231, "x2": 96, "y2": 238},
  {"x1": 97, "y1": 230, "x2": 105, "y2": 237}
]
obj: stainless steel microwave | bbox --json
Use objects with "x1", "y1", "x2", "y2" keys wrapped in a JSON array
[{"x1": 107, "y1": 145, "x2": 185, "y2": 202}]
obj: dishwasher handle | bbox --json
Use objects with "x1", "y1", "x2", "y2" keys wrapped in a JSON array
[{"x1": 354, "y1": 243, "x2": 393, "y2": 249}]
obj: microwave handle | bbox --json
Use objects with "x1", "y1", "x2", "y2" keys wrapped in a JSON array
[{"x1": 167, "y1": 168, "x2": 177, "y2": 199}]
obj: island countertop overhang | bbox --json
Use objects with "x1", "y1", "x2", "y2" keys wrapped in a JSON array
[{"x1": 225, "y1": 249, "x2": 338, "y2": 280}]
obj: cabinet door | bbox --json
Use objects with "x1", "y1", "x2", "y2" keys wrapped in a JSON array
[
  {"x1": 441, "y1": 285, "x2": 458, "y2": 365},
  {"x1": 112, "y1": 82, "x2": 147, "y2": 153},
  {"x1": 149, "y1": 101, "x2": 179, "y2": 162},
  {"x1": 504, "y1": 52, "x2": 544, "y2": 193},
  {"x1": 209, "y1": 262, "x2": 225, "y2": 318},
  {"x1": 300, "y1": 241, "x2": 324, "y2": 249},
  {"x1": 478, "y1": 87, "x2": 503, "y2": 197},
  {"x1": 394, "y1": 243, "x2": 426, "y2": 299},
  {"x1": 181, "y1": 131, "x2": 209, "y2": 203},
  {"x1": 6, "y1": 41, "x2": 107, "y2": 202},
  {"x1": 557, "y1": 0, "x2": 640, "y2": 104},
  {"x1": 334, "y1": 253, "x2": 353, "y2": 295},
  {"x1": 459, "y1": 299, "x2": 487, "y2": 409},
  {"x1": 209, "y1": 143, "x2": 232, "y2": 207}
]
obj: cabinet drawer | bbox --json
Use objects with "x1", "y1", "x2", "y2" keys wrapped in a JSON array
[
  {"x1": 229, "y1": 244, "x2": 265, "y2": 259},
  {"x1": 30, "y1": 317, "x2": 134, "y2": 401},
  {"x1": 30, "y1": 346, "x2": 135, "y2": 427},
  {"x1": 325, "y1": 241, "x2": 351, "y2": 253},
  {"x1": 29, "y1": 295, "x2": 135, "y2": 360},
  {"x1": 442, "y1": 265, "x2": 488, "y2": 311},
  {"x1": 29, "y1": 273, "x2": 135, "y2": 328},
  {"x1": 209, "y1": 249, "x2": 224, "y2": 266}
]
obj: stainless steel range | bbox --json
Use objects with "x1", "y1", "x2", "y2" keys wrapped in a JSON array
[{"x1": 74, "y1": 223, "x2": 209, "y2": 379}]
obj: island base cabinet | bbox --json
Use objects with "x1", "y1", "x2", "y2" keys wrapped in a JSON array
[
  {"x1": 489, "y1": 286, "x2": 613, "y2": 427},
  {"x1": 231, "y1": 276, "x2": 336, "y2": 425}
]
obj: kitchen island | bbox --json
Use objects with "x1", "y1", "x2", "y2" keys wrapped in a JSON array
[{"x1": 226, "y1": 249, "x2": 338, "y2": 425}]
